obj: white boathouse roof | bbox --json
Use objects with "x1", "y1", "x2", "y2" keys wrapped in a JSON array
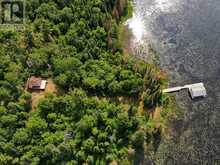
[{"x1": 188, "y1": 83, "x2": 207, "y2": 99}]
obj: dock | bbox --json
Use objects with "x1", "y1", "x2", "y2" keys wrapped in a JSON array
[
  {"x1": 163, "y1": 83, "x2": 207, "y2": 99},
  {"x1": 162, "y1": 86, "x2": 186, "y2": 93}
]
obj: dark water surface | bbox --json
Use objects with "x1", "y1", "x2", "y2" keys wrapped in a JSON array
[{"x1": 128, "y1": 0, "x2": 220, "y2": 164}]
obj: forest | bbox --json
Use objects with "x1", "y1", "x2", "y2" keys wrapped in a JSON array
[{"x1": 0, "y1": 0, "x2": 170, "y2": 164}]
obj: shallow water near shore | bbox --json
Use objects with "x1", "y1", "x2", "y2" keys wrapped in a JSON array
[{"x1": 127, "y1": 0, "x2": 220, "y2": 164}]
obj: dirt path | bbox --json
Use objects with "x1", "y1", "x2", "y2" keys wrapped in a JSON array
[{"x1": 151, "y1": 107, "x2": 161, "y2": 120}]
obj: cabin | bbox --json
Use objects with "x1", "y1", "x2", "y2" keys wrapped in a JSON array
[
  {"x1": 188, "y1": 83, "x2": 207, "y2": 99},
  {"x1": 27, "y1": 76, "x2": 47, "y2": 90}
]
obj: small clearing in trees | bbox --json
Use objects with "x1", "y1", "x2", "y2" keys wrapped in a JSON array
[{"x1": 31, "y1": 79, "x2": 57, "y2": 111}]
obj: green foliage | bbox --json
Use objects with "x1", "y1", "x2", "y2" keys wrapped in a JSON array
[
  {"x1": 0, "y1": 0, "x2": 167, "y2": 164},
  {"x1": 143, "y1": 69, "x2": 163, "y2": 109},
  {"x1": 132, "y1": 130, "x2": 145, "y2": 148}
]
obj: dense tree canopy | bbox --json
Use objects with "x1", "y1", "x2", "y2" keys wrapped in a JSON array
[{"x1": 0, "y1": 0, "x2": 168, "y2": 164}]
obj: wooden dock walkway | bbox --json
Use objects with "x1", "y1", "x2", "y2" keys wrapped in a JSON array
[{"x1": 162, "y1": 86, "x2": 185, "y2": 93}]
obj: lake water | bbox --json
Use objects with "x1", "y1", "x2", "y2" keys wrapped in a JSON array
[{"x1": 127, "y1": 0, "x2": 220, "y2": 164}]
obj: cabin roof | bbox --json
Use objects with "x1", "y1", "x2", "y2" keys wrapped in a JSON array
[{"x1": 28, "y1": 76, "x2": 42, "y2": 89}]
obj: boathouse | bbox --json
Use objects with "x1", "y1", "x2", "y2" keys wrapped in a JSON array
[
  {"x1": 188, "y1": 83, "x2": 207, "y2": 99},
  {"x1": 163, "y1": 82, "x2": 207, "y2": 99}
]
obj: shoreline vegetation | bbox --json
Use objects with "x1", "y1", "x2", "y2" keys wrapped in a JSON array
[
  {"x1": 0, "y1": 0, "x2": 179, "y2": 164},
  {"x1": 120, "y1": 1, "x2": 183, "y2": 163}
]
